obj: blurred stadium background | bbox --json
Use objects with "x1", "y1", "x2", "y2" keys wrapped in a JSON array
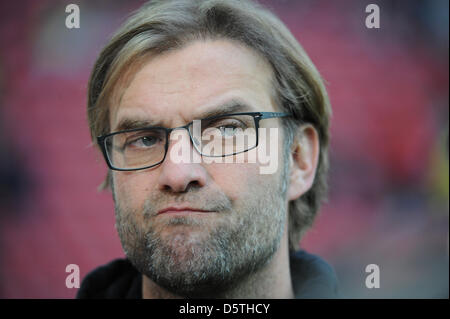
[{"x1": 0, "y1": 0, "x2": 448, "y2": 298}]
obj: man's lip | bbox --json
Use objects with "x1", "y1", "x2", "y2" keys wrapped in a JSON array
[{"x1": 157, "y1": 207, "x2": 214, "y2": 215}]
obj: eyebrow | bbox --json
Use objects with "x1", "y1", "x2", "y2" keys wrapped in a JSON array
[
  {"x1": 114, "y1": 118, "x2": 159, "y2": 132},
  {"x1": 113, "y1": 98, "x2": 255, "y2": 132},
  {"x1": 194, "y1": 98, "x2": 255, "y2": 119}
]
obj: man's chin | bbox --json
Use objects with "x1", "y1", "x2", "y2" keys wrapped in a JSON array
[
  {"x1": 158, "y1": 232, "x2": 213, "y2": 261},
  {"x1": 143, "y1": 256, "x2": 236, "y2": 298},
  {"x1": 139, "y1": 242, "x2": 233, "y2": 297}
]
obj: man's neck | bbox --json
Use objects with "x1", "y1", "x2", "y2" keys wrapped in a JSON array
[{"x1": 142, "y1": 227, "x2": 294, "y2": 299}]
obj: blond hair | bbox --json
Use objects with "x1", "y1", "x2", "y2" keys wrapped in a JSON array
[{"x1": 87, "y1": 0, "x2": 332, "y2": 251}]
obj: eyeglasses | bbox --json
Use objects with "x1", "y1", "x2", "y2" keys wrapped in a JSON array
[{"x1": 97, "y1": 112, "x2": 290, "y2": 171}]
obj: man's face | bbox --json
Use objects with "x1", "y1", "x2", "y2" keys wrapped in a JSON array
[{"x1": 109, "y1": 39, "x2": 290, "y2": 297}]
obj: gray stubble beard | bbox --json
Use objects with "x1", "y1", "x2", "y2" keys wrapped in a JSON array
[{"x1": 114, "y1": 159, "x2": 290, "y2": 298}]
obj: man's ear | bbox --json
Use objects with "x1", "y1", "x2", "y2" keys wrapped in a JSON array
[{"x1": 287, "y1": 125, "x2": 320, "y2": 201}]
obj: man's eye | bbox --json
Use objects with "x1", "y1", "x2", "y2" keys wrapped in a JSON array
[
  {"x1": 206, "y1": 119, "x2": 248, "y2": 135},
  {"x1": 218, "y1": 125, "x2": 240, "y2": 137},
  {"x1": 127, "y1": 136, "x2": 160, "y2": 148}
]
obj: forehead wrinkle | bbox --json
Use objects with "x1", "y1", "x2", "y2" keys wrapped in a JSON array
[
  {"x1": 110, "y1": 39, "x2": 278, "y2": 132},
  {"x1": 112, "y1": 96, "x2": 255, "y2": 133}
]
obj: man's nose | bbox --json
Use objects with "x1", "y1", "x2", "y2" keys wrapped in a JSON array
[{"x1": 157, "y1": 128, "x2": 207, "y2": 193}]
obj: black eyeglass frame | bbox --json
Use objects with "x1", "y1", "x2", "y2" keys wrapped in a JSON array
[{"x1": 97, "y1": 111, "x2": 291, "y2": 171}]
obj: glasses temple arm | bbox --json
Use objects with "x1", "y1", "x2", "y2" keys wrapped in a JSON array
[{"x1": 259, "y1": 112, "x2": 291, "y2": 119}]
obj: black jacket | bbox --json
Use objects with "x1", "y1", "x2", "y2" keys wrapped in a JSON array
[{"x1": 76, "y1": 250, "x2": 339, "y2": 299}]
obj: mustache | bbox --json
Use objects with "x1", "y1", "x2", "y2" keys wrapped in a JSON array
[{"x1": 141, "y1": 188, "x2": 233, "y2": 218}]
